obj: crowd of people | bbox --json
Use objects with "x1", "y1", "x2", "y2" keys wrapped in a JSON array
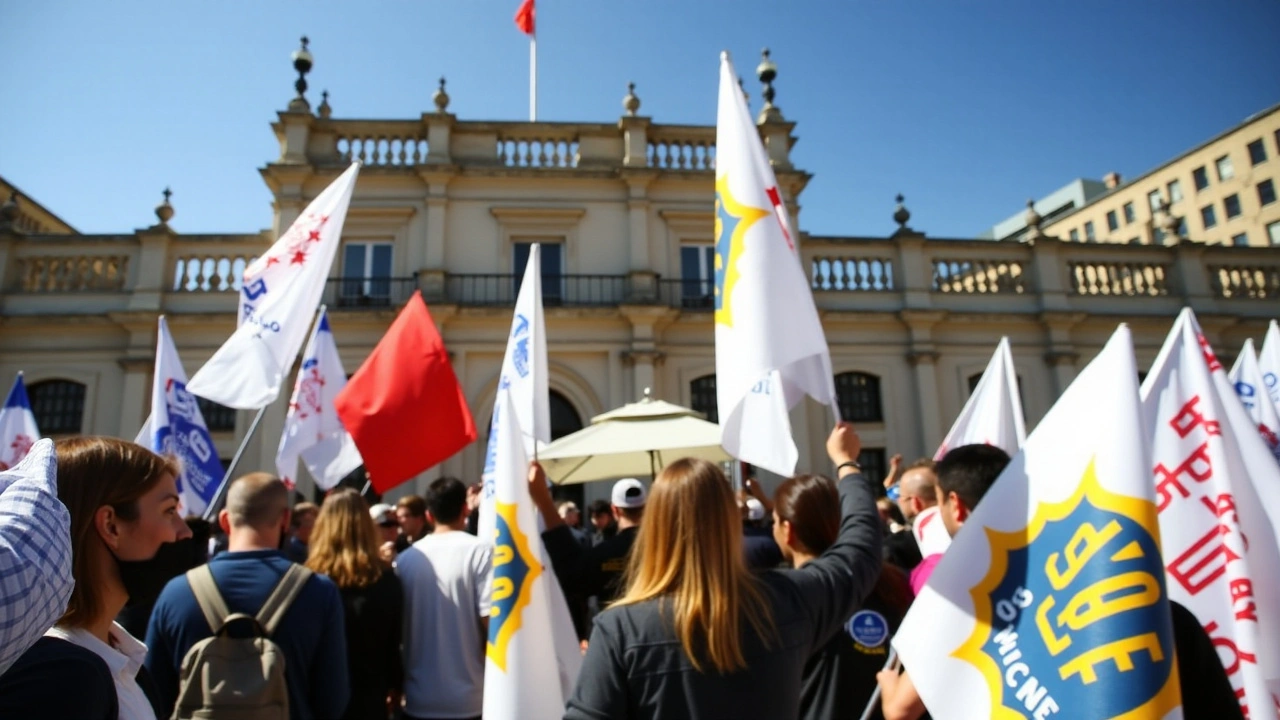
[{"x1": 0, "y1": 421, "x2": 1247, "y2": 719}]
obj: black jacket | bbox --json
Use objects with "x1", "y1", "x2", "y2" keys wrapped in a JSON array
[{"x1": 564, "y1": 472, "x2": 882, "y2": 720}]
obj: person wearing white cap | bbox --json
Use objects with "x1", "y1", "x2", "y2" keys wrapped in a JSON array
[
  {"x1": 369, "y1": 503, "x2": 399, "y2": 565},
  {"x1": 531, "y1": 476, "x2": 647, "y2": 639}
]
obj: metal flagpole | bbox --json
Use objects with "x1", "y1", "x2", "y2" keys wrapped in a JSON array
[
  {"x1": 202, "y1": 405, "x2": 269, "y2": 521},
  {"x1": 530, "y1": 32, "x2": 537, "y2": 121},
  {"x1": 858, "y1": 647, "x2": 898, "y2": 720}
]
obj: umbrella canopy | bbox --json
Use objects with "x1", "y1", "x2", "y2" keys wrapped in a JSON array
[{"x1": 539, "y1": 391, "x2": 731, "y2": 485}]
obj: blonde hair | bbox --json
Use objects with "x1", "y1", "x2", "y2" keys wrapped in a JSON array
[
  {"x1": 614, "y1": 458, "x2": 774, "y2": 673},
  {"x1": 305, "y1": 488, "x2": 384, "y2": 589}
]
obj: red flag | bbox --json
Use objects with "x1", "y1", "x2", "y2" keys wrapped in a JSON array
[
  {"x1": 335, "y1": 291, "x2": 477, "y2": 493},
  {"x1": 514, "y1": 0, "x2": 535, "y2": 35}
]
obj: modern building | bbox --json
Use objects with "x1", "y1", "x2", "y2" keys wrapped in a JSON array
[
  {"x1": 2, "y1": 47, "x2": 1277, "y2": 507},
  {"x1": 980, "y1": 178, "x2": 1109, "y2": 242}
]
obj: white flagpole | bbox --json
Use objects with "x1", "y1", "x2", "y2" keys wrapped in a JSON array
[{"x1": 530, "y1": 33, "x2": 537, "y2": 121}]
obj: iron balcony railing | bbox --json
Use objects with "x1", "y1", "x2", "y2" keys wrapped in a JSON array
[
  {"x1": 657, "y1": 278, "x2": 715, "y2": 311},
  {"x1": 443, "y1": 274, "x2": 630, "y2": 307},
  {"x1": 322, "y1": 276, "x2": 420, "y2": 309}
]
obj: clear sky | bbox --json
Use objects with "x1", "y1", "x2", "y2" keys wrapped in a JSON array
[{"x1": 3, "y1": 1, "x2": 1278, "y2": 238}]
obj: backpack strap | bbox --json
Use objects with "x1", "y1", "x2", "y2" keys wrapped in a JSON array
[
  {"x1": 255, "y1": 565, "x2": 313, "y2": 636},
  {"x1": 186, "y1": 566, "x2": 232, "y2": 634}
]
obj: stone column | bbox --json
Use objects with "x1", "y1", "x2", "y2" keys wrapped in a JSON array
[
  {"x1": 1039, "y1": 311, "x2": 1085, "y2": 398},
  {"x1": 117, "y1": 357, "x2": 154, "y2": 439},
  {"x1": 907, "y1": 350, "x2": 943, "y2": 453},
  {"x1": 619, "y1": 116, "x2": 651, "y2": 168},
  {"x1": 128, "y1": 225, "x2": 175, "y2": 312},
  {"x1": 619, "y1": 306, "x2": 678, "y2": 400}
]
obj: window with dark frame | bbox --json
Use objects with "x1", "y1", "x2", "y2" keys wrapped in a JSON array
[
  {"x1": 1248, "y1": 139, "x2": 1267, "y2": 166},
  {"x1": 1192, "y1": 166, "x2": 1209, "y2": 191},
  {"x1": 835, "y1": 372, "x2": 883, "y2": 423},
  {"x1": 1232, "y1": 232, "x2": 1249, "y2": 247},
  {"x1": 1123, "y1": 202, "x2": 1136, "y2": 224},
  {"x1": 1084, "y1": 221, "x2": 1096, "y2": 242},
  {"x1": 857, "y1": 449, "x2": 887, "y2": 487},
  {"x1": 28, "y1": 380, "x2": 86, "y2": 434},
  {"x1": 690, "y1": 375, "x2": 718, "y2": 424},
  {"x1": 1216, "y1": 155, "x2": 1234, "y2": 182},
  {"x1": 1257, "y1": 179, "x2": 1276, "y2": 207},
  {"x1": 514, "y1": 241, "x2": 564, "y2": 304},
  {"x1": 1224, "y1": 194, "x2": 1242, "y2": 219},
  {"x1": 196, "y1": 397, "x2": 237, "y2": 432},
  {"x1": 1106, "y1": 210, "x2": 1119, "y2": 232},
  {"x1": 1201, "y1": 205, "x2": 1217, "y2": 229},
  {"x1": 1167, "y1": 179, "x2": 1183, "y2": 204}
]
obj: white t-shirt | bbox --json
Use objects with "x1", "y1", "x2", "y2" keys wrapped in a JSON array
[
  {"x1": 397, "y1": 530, "x2": 493, "y2": 718},
  {"x1": 45, "y1": 621, "x2": 155, "y2": 720}
]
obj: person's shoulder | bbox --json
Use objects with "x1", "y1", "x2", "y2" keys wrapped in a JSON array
[
  {"x1": 11, "y1": 636, "x2": 111, "y2": 676},
  {"x1": 594, "y1": 599, "x2": 665, "y2": 638}
]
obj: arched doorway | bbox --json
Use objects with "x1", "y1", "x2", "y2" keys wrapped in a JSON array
[{"x1": 548, "y1": 390, "x2": 586, "y2": 511}]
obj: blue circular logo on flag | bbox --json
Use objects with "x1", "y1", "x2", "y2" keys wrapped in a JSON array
[{"x1": 847, "y1": 610, "x2": 889, "y2": 648}]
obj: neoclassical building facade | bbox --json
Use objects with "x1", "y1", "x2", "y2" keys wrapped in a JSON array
[{"x1": 2, "y1": 63, "x2": 1277, "y2": 505}]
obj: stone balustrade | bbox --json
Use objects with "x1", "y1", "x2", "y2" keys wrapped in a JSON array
[{"x1": 647, "y1": 126, "x2": 716, "y2": 171}]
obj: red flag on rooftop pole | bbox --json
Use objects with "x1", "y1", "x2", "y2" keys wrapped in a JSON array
[
  {"x1": 514, "y1": 0, "x2": 535, "y2": 35},
  {"x1": 334, "y1": 291, "x2": 477, "y2": 494}
]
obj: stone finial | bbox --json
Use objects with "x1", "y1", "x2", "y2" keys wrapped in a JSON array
[
  {"x1": 155, "y1": 187, "x2": 174, "y2": 226},
  {"x1": 288, "y1": 35, "x2": 313, "y2": 112},
  {"x1": 756, "y1": 48, "x2": 784, "y2": 123},
  {"x1": 0, "y1": 191, "x2": 18, "y2": 225},
  {"x1": 1157, "y1": 199, "x2": 1181, "y2": 242},
  {"x1": 433, "y1": 77, "x2": 450, "y2": 113},
  {"x1": 623, "y1": 82, "x2": 640, "y2": 116},
  {"x1": 893, "y1": 194, "x2": 912, "y2": 231},
  {"x1": 1022, "y1": 199, "x2": 1044, "y2": 241},
  {"x1": 317, "y1": 90, "x2": 332, "y2": 119}
]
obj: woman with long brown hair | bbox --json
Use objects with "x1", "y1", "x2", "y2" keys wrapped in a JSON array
[
  {"x1": 774, "y1": 473, "x2": 914, "y2": 720},
  {"x1": 305, "y1": 488, "x2": 403, "y2": 720},
  {"x1": 552, "y1": 422, "x2": 882, "y2": 718},
  {"x1": 47, "y1": 437, "x2": 192, "y2": 720}
]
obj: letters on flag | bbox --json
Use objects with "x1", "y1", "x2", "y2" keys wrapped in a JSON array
[
  {"x1": 894, "y1": 325, "x2": 1182, "y2": 719},
  {"x1": 1259, "y1": 320, "x2": 1280, "y2": 410},
  {"x1": 187, "y1": 162, "x2": 360, "y2": 409},
  {"x1": 935, "y1": 337, "x2": 1026, "y2": 461},
  {"x1": 276, "y1": 308, "x2": 364, "y2": 491},
  {"x1": 483, "y1": 389, "x2": 581, "y2": 720},
  {"x1": 713, "y1": 52, "x2": 835, "y2": 476},
  {"x1": 0, "y1": 373, "x2": 41, "y2": 471},
  {"x1": 1141, "y1": 308, "x2": 1280, "y2": 718},
  {"x1": 1229, "y1": 338, "x2": 1280, "y2": 463},
  {"x1": 138, "y1": 317, "x2": 225, "y2": 517}
]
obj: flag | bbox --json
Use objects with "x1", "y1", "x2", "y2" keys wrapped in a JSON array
[
  {"x1": 1141, "y1": 308, "x2": 1280, "y2": 717},
  {"x1": 1229, "y1": 338, "x2": 1280, "y2": 463},
  {"x1": 334, "y1": 291, "x2": 476, "y2": 494},
  {"x1": 483, "y1": 388, "x2": 581, "y2": 719},
  {"x1": 894, "y1": 325, "x2": 1182, "y2": 719},
  {"x1": 479, "y1": 243, "x2": 550, "y2": 542},
  {"x1": 0, "y1": 373, "x2": 40, "y2": 471},
  {"x1": 187, "y1": 162, "x2": 360, "y2": 409},
  {"x1": 1259, "y1": 320, "x2": 1280, "y2": 410},
  {"x1": 276, "y1": 308, "x2": 364, "y2": 491},
  {"x1": 137, "y1": 317, "x2": 225, "y2": 517},
  {"x1": 514, "y1": 0, "x2": 534, "y2": 35},
  {"x1": 713, "y1": 52, "x2": 835, "y2": 477},
  {"x1": 935, "y1": 337, "x2": 1026, "y2": 460}
]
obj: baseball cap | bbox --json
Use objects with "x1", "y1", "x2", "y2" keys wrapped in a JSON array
[
  {"x1": 610, "y1": 478, "x2": 647, "y2": 509},
  {"x1": 369, "y1": 503, "x2": 397, "y2": 526},
  {"x1": 745, "y1": 497, "x2": 766, "y2": 522}
]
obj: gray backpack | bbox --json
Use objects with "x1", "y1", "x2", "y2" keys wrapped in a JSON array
[{"x1": 172, "y1": 564, "x2": 312, "y2": 720}]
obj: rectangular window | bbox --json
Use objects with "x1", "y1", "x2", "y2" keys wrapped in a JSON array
[
  {"x1": 1069, "y1": 228, "x2": 1080, "y2": 241},
  {"x1": 1268, "y1": 220, "x2": 1280, "y2": 245},
  {"x1": 1123, "y1": 202, "x2": 1136, "y2": 224},
  {"x1": 1192, "y1": 166, "x2": 1209, "y2": 191},
  {"x1": 1084, "y1": 221, "x2": 1096, "y2": 241},
  {"x1": 1106, "y1": 210, "x2": 1119, "y2": 232},
  {"x1": 1258, "y1": 179, "x2": 1276, "y2": 206},
  {"x1": 1248, "y1": 139, "x2": 1267, "y2": 166},
  {"x1": 1216, "y1": 155, "x2": 1234, "y2": 181},
  {"x1": 1224, "y1": 194, "x2": 1242, "y2": 219},
  {"x1": 1147, "y1": 189, "x2": 1163, "y2": 211},
  {"x1": 514, "y1": 241, "x2": 564, "y2": 303},
  {"x1": 1232, "y1": 232, "x2": 1249, "y2": 247},
  {"x1": 1167, "y1": 179, "x2": 1182, "y2": 204},
  {"x1": 1152, "y1": 226, "x2": 1165, "y2": 244},
  {"x1": 679, "y1": 244, "x2": 716, "y2": 309},
  {"x1": 341, "y1": 242, "x2": 394, "y2": 304},
  {"x1": 1128, "y1": 237, "x2": 1139, "y2": 245},
  {"x1": 1201, "y1": 204, "x2": 1217, "y2": 229}
]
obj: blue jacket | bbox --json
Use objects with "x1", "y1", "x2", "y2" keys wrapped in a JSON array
[{"x1": 144, "y1": 549, "x2": 350, "y2": 720}]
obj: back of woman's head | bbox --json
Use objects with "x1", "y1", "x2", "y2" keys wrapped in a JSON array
[
  {"x1": 617, "y1": 458, "x2": 772, "y2": 674},
  {"x1": 306, "y1": 488, "x2": 383, "y2": 589},
  {"x1": 55, "y1": 436, "x2": 178, "y2": 627},
  {"x1": 774, "y1": 474, "x2": 840, "y2": 556}
]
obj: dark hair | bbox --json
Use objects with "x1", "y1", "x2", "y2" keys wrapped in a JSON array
[
  {"x1": 618, "y1": 506, "x2": 644, "y2": 523},
  {"x1": 936, "y1": 444, "x2": 1011, "y2": 512},
  {"x1": 588, "y1": 499, "x2": 612, "y2": 517},
  {"x1": 426, "y1": 477, "x2": 467, "y2": 524},
  {"x1": 396, "y1": 495, "x2": 427, "y2": 518},
  {"x1": 773, "y1": 474, "x2": 840, "y2": 555}
]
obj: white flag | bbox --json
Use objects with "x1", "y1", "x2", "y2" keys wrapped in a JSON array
[
  {"x1": 483, "y1": 389, "x2": 581, "y2": 720},
  {"x1": 1141, "y1": 308, "x2": 1280, "y2": 718},
  {"x1": 0, "y1": 373, "x2": 41, "y2": 471},
  {"x1": 935, "y1": 337, "x2": 1026, "y2": 460},
  {"x1": 713, "y1": 53, "x2": 835, "y2": 476},
  {"x1": 137, "y1": 317, "x2": 226, "y2": 517},
  {"x1": 276, "y1": 308, "x2": 363, "y2": 491},
  {"x1": 479, "y1": 244, "x2": 550, "y2": 542},
  {"x1": 1259, "y1": 320, "x2": 1280, "y2": 410},
  {"x1": 187, "y1": 162, "x2": 360, "y2": 409},
  {"x1": 895, "y1": 325, "x2": 1183, "y2": 719},
  {"x1": 1229, "y1": 338, "x2": 1280, "y2": 464}
]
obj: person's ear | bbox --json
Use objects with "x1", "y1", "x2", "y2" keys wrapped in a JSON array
[
  {"x1": 783, "y1": 520, "x2": 800, "y2": 551},
  {"x1": 950, "y1": 491, "x2": 970, "y2": 524},
  {"x1": 218, "y1": 509, "x2": 232, "y2": 535},
  {"x1": 909, "y1": 496, "x2": 923, "y2": 514},
  {"x1": 425, "y1": 509, "x2": 438, "y2": 527},
  {"x1": 94, "y1": 505, "x2": 122, "y2": 551}
]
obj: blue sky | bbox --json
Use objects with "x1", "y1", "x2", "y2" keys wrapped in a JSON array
[{"x1": 3, "y1": 1, "x2": 1278, "y2": 238}]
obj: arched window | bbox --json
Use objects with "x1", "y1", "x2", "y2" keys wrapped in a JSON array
[
  {"x1": 549, "y1": 390, "x2": 583, "y2": 440},
  {"x1": 196, "y1": 397, "x2": 237, "y2": 432},
  {"x1": 835, "y1": 372, "x2": 882, "y2": 423},
  {"x1": 690, "y1": 375, "x2": 718, "y2": 424},
  {"x1": 28, "y1": 379, "x2": 86, "y2": 434}
]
